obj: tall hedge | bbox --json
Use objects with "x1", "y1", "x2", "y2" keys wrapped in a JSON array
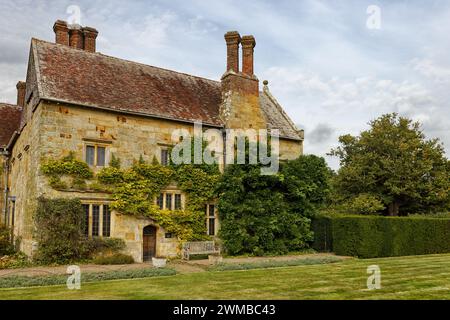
[{"x1": 313, "y1": 215, "x2": 450, "y2": 258}]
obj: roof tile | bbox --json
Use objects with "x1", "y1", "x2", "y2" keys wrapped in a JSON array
[
  {"x1": 32, "y1": 39, "x2": 301, "y2": 140},
  {"x1": 0, "y1": 103, "x2": 22, "y2": 147}
]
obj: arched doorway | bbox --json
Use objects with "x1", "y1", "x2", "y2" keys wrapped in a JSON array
[{"x1": 143, "y1": 225, "x2": 157, "y2": 262}]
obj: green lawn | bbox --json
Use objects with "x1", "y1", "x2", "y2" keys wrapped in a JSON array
[{"x1": 2, "y1": 254, "x2": 450, "y2": 299}]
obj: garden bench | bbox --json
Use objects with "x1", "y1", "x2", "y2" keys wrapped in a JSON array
[{"x1": 182, "y1": 241, "x2": 220, "y2": 260}]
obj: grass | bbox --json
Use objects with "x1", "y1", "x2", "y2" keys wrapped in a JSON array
[{"x1": 1, "y1": 254, "x2": 450, "y2": 299}]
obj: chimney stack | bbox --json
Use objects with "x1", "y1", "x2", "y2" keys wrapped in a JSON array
[
  {"x1": 52, "y1": 20, "x2": 99, "y2": 52},
  {"x1": 224, "y1": 31, "x2": 241, "y2": 73},
  {"x1": 220, "y1": 31, "x2": 264, "y2": 131},
  {"x1": 53, "y1": 20, "x2": 69, "y2": 46},
  {"x1": 16, "y1": 81, "x2": 26, "y2": 108},
  {"x1": 69, "y1": 25, "x2": 84, "y2": 49},
  {"x1": 82, "y1": 27, "x2": 99, "y2": 53},
  {"x1": 241, "y1": 35, "x2": 256, "y2": 76}
]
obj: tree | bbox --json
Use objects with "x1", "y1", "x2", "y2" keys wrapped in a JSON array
[
  {"x1": 217, "y1": 154, "x2": 331, "y2": 255},
  {"x1": 281, "y1": 155, "x2": 332, "y2": 218},
  {"x1": 330, "y1": 113, "x2": 449, "y2": 216}
]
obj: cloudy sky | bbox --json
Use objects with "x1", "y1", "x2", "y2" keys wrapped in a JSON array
[{"x1": 1, "y1": 0, "x2": 449, "y2": 169}]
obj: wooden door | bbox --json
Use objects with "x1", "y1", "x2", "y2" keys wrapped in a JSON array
[{"x1": 143, "y1": 225, "x2": 156, "y2": 261}]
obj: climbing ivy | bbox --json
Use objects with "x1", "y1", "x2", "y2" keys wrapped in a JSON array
[
  {"x1": 104, "y1": 161, "x2": 220, "y2": 240},
  {"x1": 41, "y1": 152, "x2": 93, "y2": 190},
  {"x1": 40, "y1": 144, "x2": 220, "y2": 241}
]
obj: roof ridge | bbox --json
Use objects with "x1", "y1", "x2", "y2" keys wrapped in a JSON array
[
  {"x1": 262, "y1": 85, "x2": 300, "y2": 134},
  {"x1": 0, "y1": 103, "x2": 22, "y2": 109},
  {"x1": 32, "y1": 38, "x2": 221, "y2": 85}
]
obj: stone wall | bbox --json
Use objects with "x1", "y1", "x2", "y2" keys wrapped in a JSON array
[
  {"x1": 7, "y1": 104, "x2": 43, "y2": 255},
  {"x1": 35, "y1": 101, "x2": 197, "y2": 259},
  {"x1": 279, "y1": 138, "x2": 303, "y2": 161},
  {"x1": 0, "y1": 156, "x2": 5, "y2": 224},
  {"x1": 7, "y1": 99, "x2": 302, "y2": 259},
  {"x1": 112, "y1": 213, "x2": 178, "y2": 262}
]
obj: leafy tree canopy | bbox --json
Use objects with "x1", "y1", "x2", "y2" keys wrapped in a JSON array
[
  {"x1": 329, "y1": 113, "x2": 450, "y2": 216},
  {"x1": 217, "y1": 154, "x2": 331, "y2": 256}
]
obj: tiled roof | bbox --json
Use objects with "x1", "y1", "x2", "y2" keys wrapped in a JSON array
[
  {"x1": 33, "y1": 39, "x2": 222, "y2": 126},
  {"x1": 31, "y1": 39, "x2": 302, "y2": 140},
  {"x1": 0, "y1": 103, "x2": 22, "y2": 147}
]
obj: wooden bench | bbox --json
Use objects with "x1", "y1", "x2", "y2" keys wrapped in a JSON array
[{"x1": 182, "y1": 241, "x2": 220, "y2": 260}]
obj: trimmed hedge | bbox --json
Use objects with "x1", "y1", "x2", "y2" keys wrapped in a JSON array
[{"x1": 312, "y1": 215, "x2": 450, "y2": 258}]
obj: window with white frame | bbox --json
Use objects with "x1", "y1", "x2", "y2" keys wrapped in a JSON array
[
  {"x1": 82, "y1": 203, "x2": 111, "y2": 237},
  {"x1": 156, "y1": 192, "x2": 183, "y2": 210}
]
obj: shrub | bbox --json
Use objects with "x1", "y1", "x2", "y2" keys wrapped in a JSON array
[
  {"x1": 0, "y1": 224, "x2": 15, "y2": 256},
  {"x1": 34, "y1": 197, "x2": 87, "y2": 264},
  {"x1": 0, "y1": 252, "x2": 30, "y2": 269},
  {"x1": 93, "y1": 253, "x2": 134, "y2": 265},
  {"x1": 83, "y1": 237, "x2": 126, "y2": 257},
  {"x1": 313, "y1": 215, "x2": 450, "y2": 258}
]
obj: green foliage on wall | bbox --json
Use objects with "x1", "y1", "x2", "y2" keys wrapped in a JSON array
[
  {"x1": 41, "y1": 152, "x2": 93, "y2": 190},
  {"x1": 312, "y1": 215, "x2": 450, "y2": 258},
  {"x1": 0, "y1": 224, "x2": 15, "y2": 256},
  {"x1": 34, "y1": 197, "x2": 125, "y2": 264},
  {"x1": 104, "y1": 160, "x2": 219, "y2": 241},
  {"x1": 40, "y1": 140, "x2": 221, "y2": 241}
]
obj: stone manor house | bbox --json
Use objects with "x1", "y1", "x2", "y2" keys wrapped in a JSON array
[{"x1": 0, "y1": 20, "x2": 303, "y2": 262}]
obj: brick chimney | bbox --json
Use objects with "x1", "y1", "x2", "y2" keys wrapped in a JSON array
[
  {"x1": 220, "y1": 31, "x2": 265, "y2": 131},
  {"x1": 69, "y1": 25, "x2": 84, "y2": 49},
  {"x1": 52, "y1": 20, "x2": 99, "y2": 52},
  {"x1": 224, "y1": 31, "x2": 241, "y2": 73},
  {"x1": 53, "y1": 20, "x2": 69, "y2": 46},
  {"x1": 16, "y1": 81, "x2": 26, "y2": 108},
  {"x1": 82, "y1": 27, "x2": 99, "y2": 53},
  {"x1": 241, "y1": 35, "x2": 256, "y2": 76}
]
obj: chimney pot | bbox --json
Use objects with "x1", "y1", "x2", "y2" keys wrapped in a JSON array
[
  {"x1": 16, "y1": 81, "x2": 26, "y2": 108},
  {"x1": 53, "y1": 20, "x2": 69, "y2": 46},
  {"x1": 224, "y1": 31, "x2": 241, "y2": 73},
  {"x1": 241, "y1": 35, "x2": 256, "y2": 76},
  {"x1": 82, "y1": 27, "x2": 99, "y2": 53}
]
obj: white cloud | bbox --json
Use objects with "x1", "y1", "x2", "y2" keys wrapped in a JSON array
[{"x1": 0, "y1": 0, "x2": 449, "y2": 170}]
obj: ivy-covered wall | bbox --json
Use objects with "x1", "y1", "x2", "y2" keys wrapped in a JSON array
[{"x1": 40, "y1": 152, "x2": 220, "y2": 242}]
